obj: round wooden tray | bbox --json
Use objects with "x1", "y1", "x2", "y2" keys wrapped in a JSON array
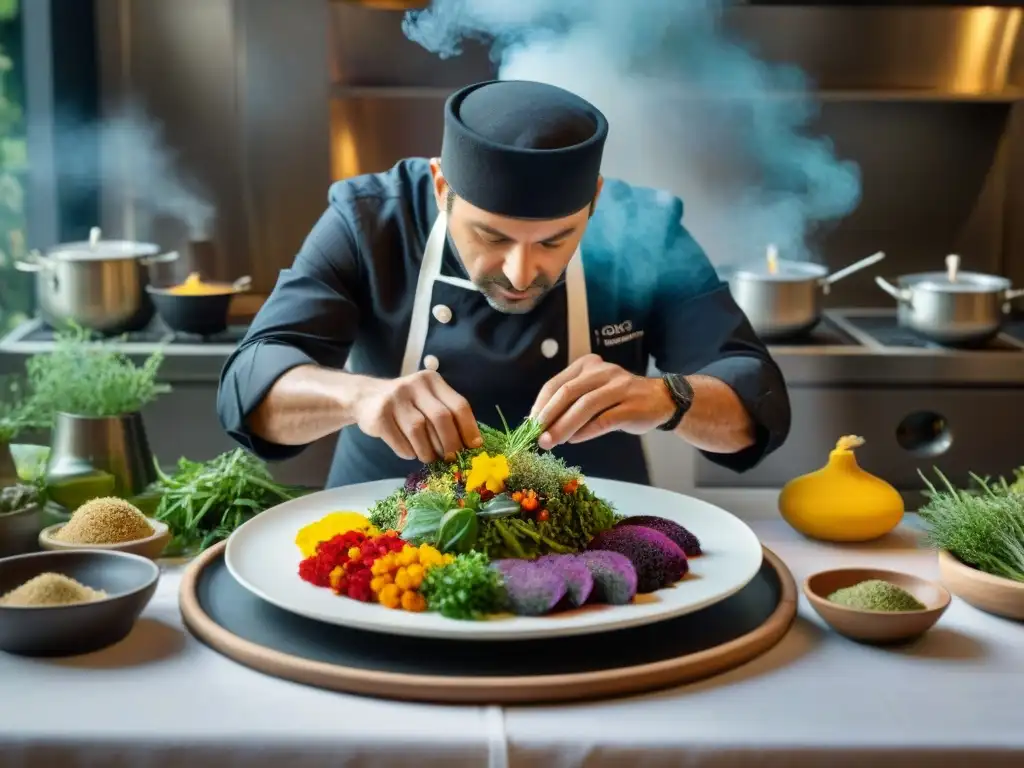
[{"x1": 179, "y1": 542, "x2": 797, "y2": 704}]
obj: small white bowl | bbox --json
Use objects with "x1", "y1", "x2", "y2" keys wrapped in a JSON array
[{"x1": 38, "y1": 518, "x2": 171, "y2": 560}]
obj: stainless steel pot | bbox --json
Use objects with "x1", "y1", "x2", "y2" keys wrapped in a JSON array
[
  {"x1": 875, "y1": 255, "x2": 1024, "y2": 346},
  {"x1": 15, "y1": 227, "x2": 179, "y2": 335},
  {"x1": 46, "y1": 411, "x2": 157, "y2": 499},
  {"x1": 724, "y1": 249, "x2": 886, "y2": 339}
]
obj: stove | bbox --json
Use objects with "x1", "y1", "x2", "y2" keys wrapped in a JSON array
[{"x1": 0, "y1": 318, "x2": 250, "y2": 355}]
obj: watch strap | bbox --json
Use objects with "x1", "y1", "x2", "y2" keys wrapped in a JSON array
[{"x1": 657, "y1": 373, "x2": 694, "y2": 432}]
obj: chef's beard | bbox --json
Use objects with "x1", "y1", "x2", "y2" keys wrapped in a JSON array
[{"x1": 476, "y1": 273, "x2": 556, "y2": 314}]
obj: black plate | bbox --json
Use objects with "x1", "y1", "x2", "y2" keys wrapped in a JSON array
[{"x1": 195, "y1": 551, "x2": 783, "y2": 677}]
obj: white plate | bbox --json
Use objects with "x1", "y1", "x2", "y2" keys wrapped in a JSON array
[{"x1": 225, "y1": 477, "x2": 764, "y2": 641}]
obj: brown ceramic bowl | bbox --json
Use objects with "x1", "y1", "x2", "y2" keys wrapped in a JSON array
[
  {"x1": 38, "y1": 518, "x2": 171, "y2": 560},
  {"x1": 938, "y1": 550, "x2": 1024, "y2": 621},
  {"x1": 804, "y1": 567, "x2": 950, "y2": 644}
]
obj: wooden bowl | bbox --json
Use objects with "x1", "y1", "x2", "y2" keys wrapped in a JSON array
[
  {"x1": 937, "y1": 550, "x2": 1024, "y2": 621},
  {"x1": 38, "y1": 519, "x2": 171, "y2": 560},
  {"x1": 0, "y1": 549, "x2": 159, "y2": 656},
  {"x1": 804, "y1": 567, "x2": 950, "y2": 644}
]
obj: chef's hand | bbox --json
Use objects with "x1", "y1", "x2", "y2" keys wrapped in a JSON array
[
  {"x1": 530, "y1": 354, "x2": 675, "y2": 450},
  {"x1": 353, "y1": 371, "x2": 483, "y2": 463}
]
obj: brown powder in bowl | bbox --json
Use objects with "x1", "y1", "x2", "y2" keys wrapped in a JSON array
[
  {"x1": 0, "y1": 572, "x2": 107, "y2": 607},
  {"x1": 54, "y1": 497, "x2": 155, "y2": 544}
]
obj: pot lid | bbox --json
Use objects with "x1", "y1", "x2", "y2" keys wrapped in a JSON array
[
  {"x1": 723, "y1": 244, "x2": 829, "y2": 282},
  {"x1": 901, "y1": 254, "x2": 1011, "y2": 292},
  {"x1": 903, "y1": 271, "x2": 1011, "y2": 291},
  {"x1": 45, "y1": 227, "x2": 160, "y2": 262}
]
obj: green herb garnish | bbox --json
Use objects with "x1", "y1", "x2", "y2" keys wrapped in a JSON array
[
  {"x1": 26, "y1": 325, "x2": 170, "y2": 420},
  {"x1": 153, "y1": 448, "x2": 308, "y2": 554},
  {"x1": 918, "y1": 468, "x2": 1024, "y2": 582},
  {"x1": 421, "y1": 551, "x2": 507, "y2": 620}
]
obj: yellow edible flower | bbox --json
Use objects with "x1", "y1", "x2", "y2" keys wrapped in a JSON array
[
  {"x1": 465, "y1": 453, "x2": 510, "y2": 494},
  {"x1": 295, "y1": 511, "x2": 378, "y2": 557}
]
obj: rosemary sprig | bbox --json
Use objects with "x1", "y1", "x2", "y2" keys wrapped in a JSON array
[{"x1": 479, "y1": 406, "x2": 544, "y2": 458}]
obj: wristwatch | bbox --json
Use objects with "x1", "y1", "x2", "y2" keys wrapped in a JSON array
[{"x1": 657, "y1": 373, "x2": 695, "y2": 432}]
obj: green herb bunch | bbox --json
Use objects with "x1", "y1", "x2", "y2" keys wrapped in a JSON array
[
  {"x1": 26, "y1": 325, "x2": 170, "y2": 420},
  {"x1": 918, "y1": 469, "x2": 1024, "y2": 583},
  {"x1": 420, "y1": 551, "x2": 507, "y2": 620},
  {"x1": 153, "y1": 448, "x2": 309, "y2": 554}
]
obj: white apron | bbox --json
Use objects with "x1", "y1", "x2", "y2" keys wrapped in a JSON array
[{"x1": 399, "y1": 211, "x2": 592, "y2": 376}]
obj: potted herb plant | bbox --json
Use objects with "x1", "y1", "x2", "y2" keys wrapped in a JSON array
[
  {"x1": 0, "y1": 375, "x2": 35, "y2": 486},
  {"x1": 918, "y1": 468, "x2": 1024, "y2": 621},
  {"x1": 26, "y1": 325, "x2": 170, "y2": 499},
  {"x1": 0, "y1": 377, "x2": 45, "y2": 556}
]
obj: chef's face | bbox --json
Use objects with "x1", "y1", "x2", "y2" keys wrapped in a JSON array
[{"x1": 431, "y1": 159, "x2": 602, "y2": 314}]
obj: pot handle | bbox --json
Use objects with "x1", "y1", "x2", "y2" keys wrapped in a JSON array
[
  {"x1": 1004, "y1": 288, "x2": 1024, "y2": 302},
  {"x1": 13, "y1": 249, "x2": 51, "y2": 273},
  {"x1": 232, "y1": 276, "x2": 253, "y2": 292},
  {"x1": 139, "y1": 250, "x2": 181, "y2": 267},
  {"x1": 875, "y1": 276, "x2": 912, "y2": 304},
  {"x1": 818, "y1": 251, "x2": 886, "y2": 293}
]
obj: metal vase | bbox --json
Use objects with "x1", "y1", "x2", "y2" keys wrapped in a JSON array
[{"x1": 46, "y1": 412, "x2": 157, "y2": 498}]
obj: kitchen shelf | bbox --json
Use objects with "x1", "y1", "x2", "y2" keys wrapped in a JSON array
[{"x1": 330, "y1": 84, "x2": 1024, "y2": 103}]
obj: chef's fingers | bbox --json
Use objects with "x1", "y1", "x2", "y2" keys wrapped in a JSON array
[
  {"x1": 378, "y1": 414, "x2": 417, "y2": 461},
  {"x1": 415, "y1": 394, "x2": 464, "y2": 459},
  {"x1": 539, "y1": 382, "x2": 623, "y2": 450},
  {"x1": 529, "y1": 355, "x2": 591, "y2": 420},
  {"x1": 427, "y1": 376, "x2": 482, "y2": 449},
  {"x1": 395, "y1": 402, "x2": 440, "y2": 464},
  {"x1": 535, "y1": 368, "x2": 613, "y2": 439},
  {"x1": 568, "y1": 404, "x2": 632, "y2": 444}
]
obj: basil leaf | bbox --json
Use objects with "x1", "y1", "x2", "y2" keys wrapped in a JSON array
[
  {"x1": 437, "y1": 507, "x2": 479, "y2": 554},
  {"x1": 401, "y1": 504, "x2": 445, "y2": 544},
  {"x1": 478, "y1": 493, "x2": 521, "y2": 519}
]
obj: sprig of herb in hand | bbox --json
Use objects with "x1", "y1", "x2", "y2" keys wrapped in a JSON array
[
  {"x1": 152, "y1": 448, "x2": 309, "y2": 554},
  {"x1": 26, "y1": 325, "x2": 170, "y2": 420},
  {"x1": 918, "y1": 468, "x2": 1024, "y2": 582}
]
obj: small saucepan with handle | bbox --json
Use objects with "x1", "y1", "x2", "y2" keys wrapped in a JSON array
[
  {"x1": 874, "y1": 255, "x2": 1024, "y2": 346},
  {"x1": 723, "y1": 248, "x2": 886, "y2": 340},
  {"x1": 146, "y1": 273, "x2": 253, "y2": 337}
]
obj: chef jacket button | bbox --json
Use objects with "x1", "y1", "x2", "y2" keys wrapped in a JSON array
[
  {"x1": 541, "y1": 339, "x2": 559, "y2": 359},
  {"x1": 432, "y1": 304, "x2": 452, "y2": 324},
  {"x1": 423, "y1": 354, "x2": 440, "y2": 371}
]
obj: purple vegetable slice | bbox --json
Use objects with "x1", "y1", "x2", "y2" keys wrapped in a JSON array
[
  {"x1": 617, "y1": 515, "x2": 702, "y2": 557},
  {"x1": 587, "y1": 525, "x2": 687, "y2": 593}
]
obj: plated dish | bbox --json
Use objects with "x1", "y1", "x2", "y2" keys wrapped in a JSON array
[{"x1": 226, "y1": 416, "x2": 763, "y2": 640}]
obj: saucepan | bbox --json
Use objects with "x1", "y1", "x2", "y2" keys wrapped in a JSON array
[
  {"x1": 15, "y1": 227, "x2": 179, "y2": 335},
  {"x1": 875, "y1": 254, "x2": 1024, "y2": 346},
  {"x1": 723, "y1": 248, "x2": 886, "y2": 340},
  {"x1": 146, "y1": 273, "x2": 252, "y2": 337}
]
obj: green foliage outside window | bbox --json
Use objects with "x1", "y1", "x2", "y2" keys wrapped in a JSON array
[{"x1": 0, "y1": 0, "x2": 29, "y2": 334}]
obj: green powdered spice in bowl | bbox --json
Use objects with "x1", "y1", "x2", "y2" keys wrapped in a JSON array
[
  {"x1": 827, "y1": 579, "x2": 926, "y2": 612},
  {"x1": 804, "y1": 567, "x2": 950, "y2": 644}
]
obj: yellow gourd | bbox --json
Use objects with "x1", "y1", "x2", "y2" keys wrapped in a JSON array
[{"x1": 778, "y1": 435, "x2": 904, "y2": 542}]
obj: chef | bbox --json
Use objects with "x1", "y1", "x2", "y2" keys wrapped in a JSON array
[{"x1": 217, "y1": 79, "x2": 791, "y2": 488}]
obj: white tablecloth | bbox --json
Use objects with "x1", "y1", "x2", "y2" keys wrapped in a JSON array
[{"x1": 1, "y1": 520, "x2": 1022, "y2": 768}]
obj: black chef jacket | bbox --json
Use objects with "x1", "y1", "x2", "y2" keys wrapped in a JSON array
[{"x1": 217, "y1": 158, "x2": 791, "y2": 488}]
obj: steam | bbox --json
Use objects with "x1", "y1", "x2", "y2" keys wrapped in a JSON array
[
  {"x1": 54, "y1": 102, "x2": 215, "y2": 241},
  {"x1": 403, "y1": 0, "x2": 861, "y2": 264}
]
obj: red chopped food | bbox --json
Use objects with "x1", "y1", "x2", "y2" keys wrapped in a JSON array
[{"x1": 298, "y1": 531, "x2": 407, "y2": 592}]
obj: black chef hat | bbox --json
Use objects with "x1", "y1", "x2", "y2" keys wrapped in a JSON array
[{"x1": 441, "y1": 80, "x2": 608, "y2": 220}]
